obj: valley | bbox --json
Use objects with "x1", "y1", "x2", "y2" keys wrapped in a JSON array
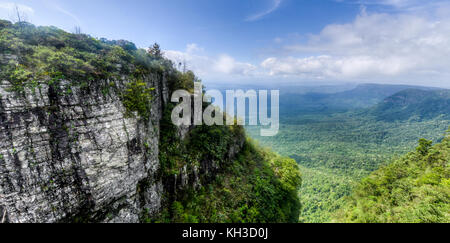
[{"x1": 246, "y1": 85, "x2": 450, "y2": 222}]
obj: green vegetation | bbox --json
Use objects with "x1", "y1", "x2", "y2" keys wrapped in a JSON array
[
  {"x1": 337, "y1": 132, "x2": 449, "y2": 223},
  {"x1": 122, "y1": 79, "x2": 155, "y2": 120},
  {"x1": 158, "y1": 104, "x2": 244, "y2": 176},
  {"x1": 247, "y1": 87, "x2": 449, "y2": 223},
  {"x1": 153, "y1": 68, "x2": 302, "y2": 222},
  {"x1": 155, "y1": 92, "x2": 302, "y2": 222},
  {"x1": 298, "y1": 165, "x2": 354, "y2": 223},
  {"x1": 158, "y1": 138, "x2": 302, "y2": 223}
]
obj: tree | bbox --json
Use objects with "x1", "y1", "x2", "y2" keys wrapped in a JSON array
[
  {"x1": 416, "y1": 138, "x2": 433, "y2": 156},
  {"x1": 10, "y1": 4, "x2": 28, "y2": 24},
  {"x1": 74, "y1": 26, "x2": 82, "y2": 35},
  {"x1": 148, "y1": 42, "x2": 163, "y2": 58}
]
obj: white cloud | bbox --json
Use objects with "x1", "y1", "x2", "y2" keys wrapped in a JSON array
[
  {"x1": 186, "y1": 43, "x2": 204, "y2": 54},
  {"x1": 260, "y1": 5, "x2": 450, "y2": 86},
  {"x1": 261, "y1": 55, "x2": 415, "y2": 78},
  {"x1": 164, "y1": 44, "x2": 256, "y2": 78},
  {"x1": 0, "y1": 2, "x2": 34, "y2": 21},
  {"x1": 164, "y1": 45, "x2": 210, "y2": 77},
  {"x1": 213, "y1": 54, "x2": 256, "y2": 75},
  {"x1": 246, "y1": 0, "x2": 282, "y2": 22}
]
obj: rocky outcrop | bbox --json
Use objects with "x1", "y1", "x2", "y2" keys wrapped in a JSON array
[{"x1": 0, "y1": 73, "x2": 169, "y2": 223}]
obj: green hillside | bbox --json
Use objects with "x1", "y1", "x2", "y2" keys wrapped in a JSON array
[
  {"x1": 247, "y1": 88, "x2": 450, "y2": 222},
  {"x1": 337, "y1": 132, "x2": 450, "y2": 223}
]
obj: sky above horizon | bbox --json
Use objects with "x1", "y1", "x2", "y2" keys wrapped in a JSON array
[{"x1": 1, "y1": 0, "x2": 450, "y2": 88}]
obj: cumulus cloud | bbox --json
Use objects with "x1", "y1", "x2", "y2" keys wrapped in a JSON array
[
  {"x1": 260, "y1": 4, "x2": 450, "y2": 86},
  {"x1": 213, "y1": 55, "x2": 256, "y2": 75},
  {"x1": 164, "y1": 44, "x2": 256, "y2": 78},
  {"x1": 261, "y1": 55, "x2": 415, "y2": 78}
]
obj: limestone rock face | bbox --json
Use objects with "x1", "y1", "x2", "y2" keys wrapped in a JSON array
[{"x1": 0, "y1": 73, "x2": 169, "y2": 223}]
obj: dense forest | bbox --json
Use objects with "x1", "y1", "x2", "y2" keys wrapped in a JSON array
[
  {"x1": 337, "y1": 133, "x2": 449, "y2": 223},
  {"x1": 247, "y1": 86, "x2": 450, "y2": 223}
]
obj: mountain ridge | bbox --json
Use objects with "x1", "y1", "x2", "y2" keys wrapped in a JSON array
[
  {"x1": 279, "y1": 83, "x2": 442, "y2": 115},
  {"x1": 368, "y1": 89, "x2": 450, "y2": 122}
]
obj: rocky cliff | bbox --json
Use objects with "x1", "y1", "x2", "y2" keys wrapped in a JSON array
[{"x1": 0, "y1": 71, "x2": 172, "y2": 222}]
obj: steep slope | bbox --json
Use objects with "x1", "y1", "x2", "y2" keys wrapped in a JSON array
[
  {"x1": 0, "y1": 20, "x2": 301, "y2": 223},
  {"x1": 337, "y1": 132, "x2": 450, "y2": 223},
  {"x1": 154, "y1": 103, "x2": 302, "y2": 223}
]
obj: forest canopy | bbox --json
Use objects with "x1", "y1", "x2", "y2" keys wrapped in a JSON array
[{"x1": 336, "y1": 130, "x2": 450, "y2": 223}]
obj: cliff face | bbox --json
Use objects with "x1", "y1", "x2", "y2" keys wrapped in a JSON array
[{"x1": 0, "y1": 72, "x2": 172, "y2": 223}]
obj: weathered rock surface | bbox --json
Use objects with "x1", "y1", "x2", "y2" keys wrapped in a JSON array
[{"x1": 0, "y1": 73, "x2": 169, "y2": 223}]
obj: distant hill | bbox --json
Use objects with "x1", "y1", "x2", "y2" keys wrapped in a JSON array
[
  {"x1": 325, "y1": 84, "x2": 439, "y2": 108},
  {"x1": 368, "y1": 89, "x2": 450, "y2": 122},
  {"x1": 280, "y1": 83, "x2": 440, "y2": 115},
  {"x1": 206, "y1": 83, "x2": 358, "y2": 95}
]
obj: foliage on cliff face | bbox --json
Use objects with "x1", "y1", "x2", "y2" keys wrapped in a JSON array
[
  {"x1": 336, "y1": 130, "x2": 450, "y2": 223},
  {"x1": 157, "y1": 71, "x2": 301, "y2": 223},
  {"x1": 159, "y1": 139, "x2": 302, "y2": 223},
  {"x1": 122, "y1": 79, "x2": 155, "y2": 120},
  {"x1": 155, "y1": 101, "x2": 302, "y2": 223}
]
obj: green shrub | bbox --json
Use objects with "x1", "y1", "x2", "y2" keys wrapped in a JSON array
[{"x1": 122, "y1": 79, "x2": 155, "y2": 120}]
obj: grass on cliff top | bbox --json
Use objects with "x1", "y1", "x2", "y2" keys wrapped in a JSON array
[{"x1": 0, "y1": 19, "x2": 199, "y2": 120}]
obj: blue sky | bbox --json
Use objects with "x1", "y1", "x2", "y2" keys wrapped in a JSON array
[{"x1": 1, "y1": 0, "x2": 450, "y2": 88}]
